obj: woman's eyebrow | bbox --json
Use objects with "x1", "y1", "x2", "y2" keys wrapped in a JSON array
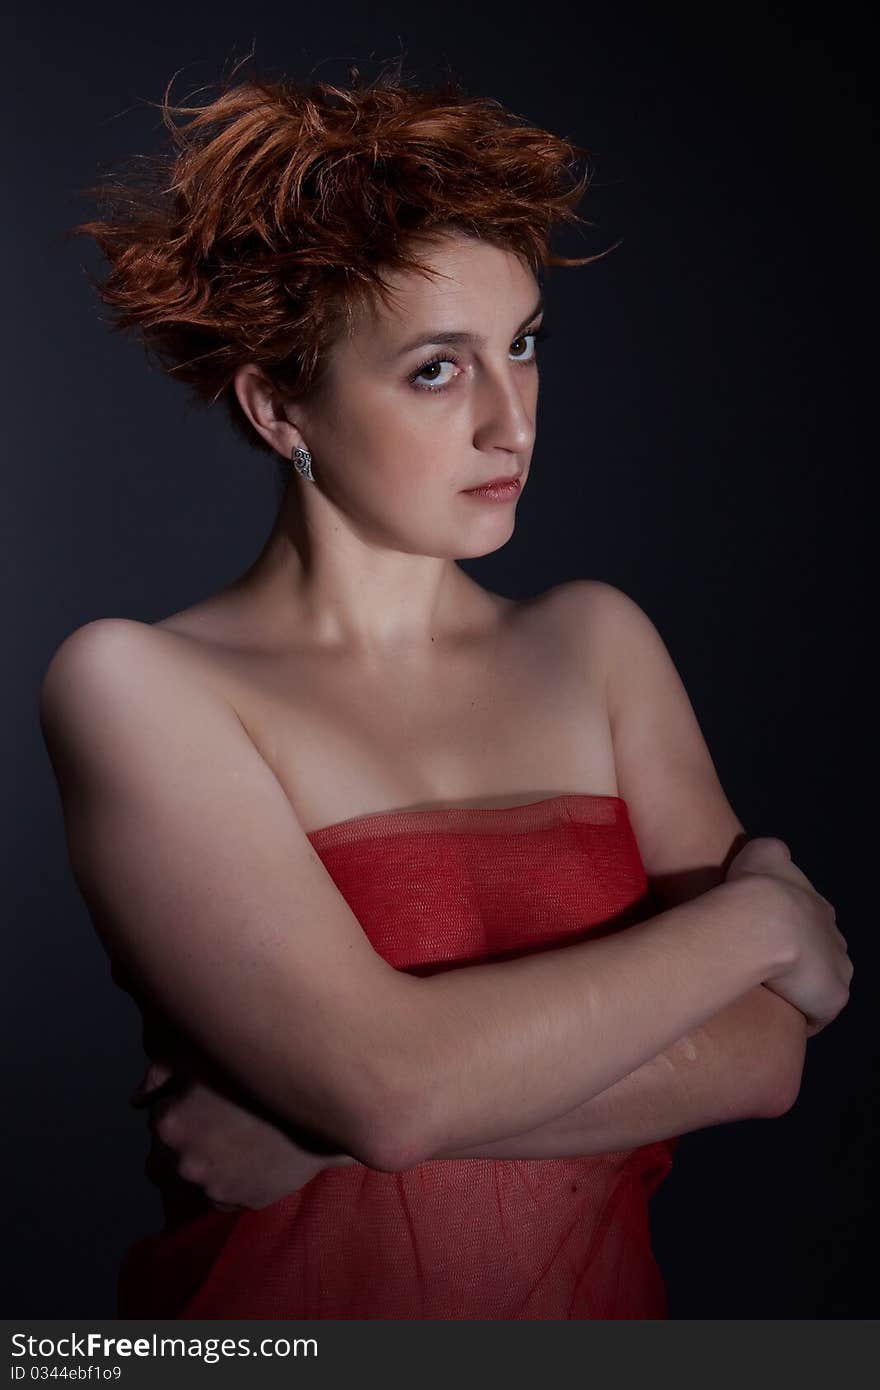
[{"x1": 388, "y1": 294, "x2": 545, "y2": 360}]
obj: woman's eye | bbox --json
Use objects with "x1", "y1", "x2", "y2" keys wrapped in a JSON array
[
  {"x1": 409, "y1": 326, "x2": 549, "y2": 393},
  {"x1": 411, "y1": 357, "x2": 459, "y2": 390},
  {"x1": 509, "y1": 333, "x2": 536, "y2": 360}
]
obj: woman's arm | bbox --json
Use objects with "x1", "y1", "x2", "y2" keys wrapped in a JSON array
[
  {"x1": 136, "y1": 980, "x2": 804, "y2": 1210},
  {"x1": 395, "y1": 873, "x2": 800, "y2": 1166},
  {"x1": 432, "y1": 983, "x2": 806, "y2": 1160},
  {"x1": 136, "y1": 875, "x2": 796, "y2": 1175},
  {"x1": 40, "y1": 618, "x2": 804, "y2": 1176}
]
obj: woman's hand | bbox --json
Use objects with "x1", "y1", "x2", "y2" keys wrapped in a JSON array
[
  {"x1": 724, "y1": 837, "x2": 853, "y2": 1039},
  {"x1": 131, "y1": 1059, "x2": 359, "y2": 1211}
]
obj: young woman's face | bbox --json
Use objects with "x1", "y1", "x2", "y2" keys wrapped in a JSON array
[{"x1": 299, "y1": 231, "x2": 544, "y2": 559}]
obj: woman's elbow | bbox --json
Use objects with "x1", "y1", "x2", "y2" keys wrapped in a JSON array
[
  {"x1": 341, "y1": 1045, "x2": 433, "y2": 1172},
  {"x1": 762, "y1": 1029, "x2": 807, "y2": 1118}
]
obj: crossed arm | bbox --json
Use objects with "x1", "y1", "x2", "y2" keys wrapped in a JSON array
[
  {"x1": 374, "y1": 982, "x2": 799, "y2": 1161},
  {"x1": 139, "y1": 977, "x2": 806, "y2": 1208},
  {"x1": 121, "y1": 580, "x2": 811, "y2": 1199},
  {"x1": 435, "y1": 983, "x2": 804, "y2": 1160}
]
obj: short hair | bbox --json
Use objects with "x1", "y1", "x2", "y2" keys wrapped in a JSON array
[{"x1": 71, "y1": 58, "x2": 604, "y2": 458}]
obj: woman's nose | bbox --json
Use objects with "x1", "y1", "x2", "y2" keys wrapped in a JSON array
[{"x1": 473, "y1": 371, "x2": 535, "y2": 454}]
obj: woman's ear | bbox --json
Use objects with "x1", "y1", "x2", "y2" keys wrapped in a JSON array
[{"x1": 233, "y1": 364, "x2": 308, "y2": 459}]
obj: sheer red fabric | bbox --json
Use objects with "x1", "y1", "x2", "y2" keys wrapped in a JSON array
[{"x1": 117, "y1": 793, "x2": 678, "y2": 1319}]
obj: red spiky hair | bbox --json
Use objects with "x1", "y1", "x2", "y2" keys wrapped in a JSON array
[{"x1": 72, "y1": 57, "x2": 604, "y2": 456}]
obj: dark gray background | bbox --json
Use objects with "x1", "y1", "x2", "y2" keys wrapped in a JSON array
[{"x1": 5, "y1": 1, "x2": 873, "y2": 1317}]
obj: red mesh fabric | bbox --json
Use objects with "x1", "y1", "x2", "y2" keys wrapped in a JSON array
[{"x1": 117, "y1": 793, "x2": 678, "y2": 1319}]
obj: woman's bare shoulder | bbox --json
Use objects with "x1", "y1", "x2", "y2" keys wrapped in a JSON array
[
  {"x1": 42, "y1": 615, "x2": 161, "y2": 676},
  {"x1": 520, "y1": 577, "x2": 636, "y2": 662},
  {"x1": 533, "y1": 577, "x2": 633, "y2": 619},
  {"x1": 39, "y1": 613, "x2": 232, "y2": 724}
]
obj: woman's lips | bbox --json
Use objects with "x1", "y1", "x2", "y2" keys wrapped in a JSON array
[{"x1": 462, "y1": 477, "x2": 522, "y2": 501}]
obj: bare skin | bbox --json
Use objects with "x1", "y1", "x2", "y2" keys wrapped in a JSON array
[
  {"x1": 150, "y1": 228, "x2": 603, "y2": 836},
  {"x1": 152, "y1": 577, "x2": 616, "y2": 833},
  {"x1": 135, "y1": 572, "x2": 623, "y2": 1208},
  {"x1": 45, "y1": 230, "x2": 843, "y2": 1209},
  {"x1": 133, "y1": 576, "x2": 821, "y2": 1210},
  {"x1": 116, "y1": 228, "x2": 637, "y2": 1198}
]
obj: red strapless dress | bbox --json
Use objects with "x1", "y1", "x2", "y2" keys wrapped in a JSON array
[{"x1": 116, "y1": 794, "x2": 678, "y2": 1319}]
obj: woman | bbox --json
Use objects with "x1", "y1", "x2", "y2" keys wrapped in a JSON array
[{"x1": 40, "y1": 62, "x2": 850, "y2": 1319}]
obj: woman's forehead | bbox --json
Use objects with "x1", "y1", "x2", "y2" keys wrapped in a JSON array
[{"x1": 349, "y1": 241, "x2": 539, "y2": 345}]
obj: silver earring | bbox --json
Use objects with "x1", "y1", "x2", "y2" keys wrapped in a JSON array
[{"x1": 291, "y1": 445, "x2": 315, "y2": 483}]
